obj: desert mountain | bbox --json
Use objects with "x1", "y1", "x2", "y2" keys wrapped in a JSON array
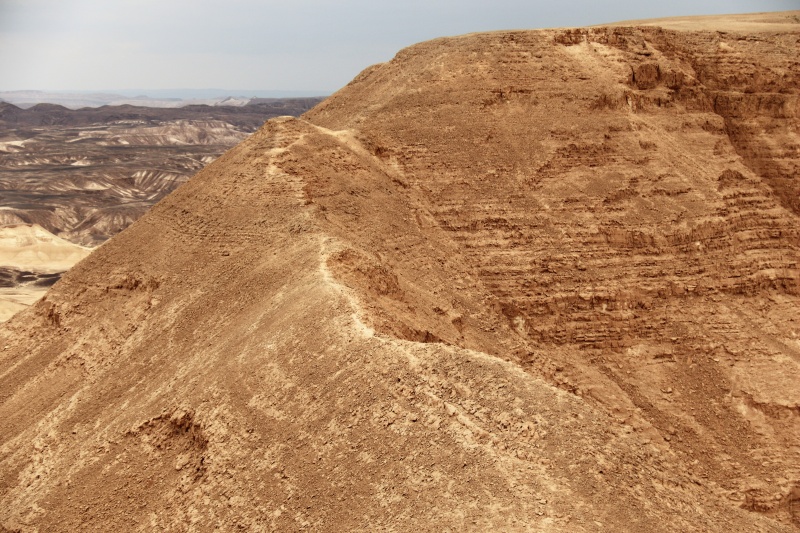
[
  {"x1": 1, "y1": 11, "x2": 799, "y2": 532},
  {"x1": 0, "y1": 99, "x2": 322, "y2": 321},
  {"x1": 0, "y1": 224, "x2": 90, "y2": 272},
  {"x1": 0, "y1": 99, "x2": 324, "y2": 247},
  {"x1": 0, "y1": 91, "x2": 326, "y2": 109},
  {"x1": 0, "y1": 225, "x2": 91, "y2": 322}
]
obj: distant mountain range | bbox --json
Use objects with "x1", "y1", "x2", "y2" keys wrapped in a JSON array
[
  {"x1": 0, "y1": 95, "x2": 325, "y2": 320},
  {"x1": 0, "y1": 89, "x2": 329, "y2": 109}
]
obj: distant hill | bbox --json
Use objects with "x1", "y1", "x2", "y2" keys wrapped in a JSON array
[
  {"x1": 0, "y1": 97, "x2": 326, "y2": 245},
  {"x1": 0, "y1": 96, "x2": 326, "y2": 321},
  {"x1": 0, "y1": 99, "x2": 324, "y2": 129},
  {"x1": 0, "y1": 90, "x2": 329, "y2": 109}
]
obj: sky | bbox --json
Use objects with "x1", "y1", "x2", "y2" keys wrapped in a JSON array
[{"x1": 0, "y1": 0, "x2": 797, "y2": 96}]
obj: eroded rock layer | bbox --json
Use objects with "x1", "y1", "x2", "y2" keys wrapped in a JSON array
[{"x1": 1, "y1": 11, "x2": 798, "y2": 532}]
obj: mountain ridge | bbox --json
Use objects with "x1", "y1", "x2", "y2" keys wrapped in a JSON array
[
  {"x1": 1, "y1": 11, "x2": 799, "y2": 531},
  {"x1": 0, "y1": 91, "x2": 328, "y2": 110}
]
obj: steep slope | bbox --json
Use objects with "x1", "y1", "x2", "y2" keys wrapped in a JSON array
[
  {"x1": 305, "y1": 14, "x2": 800, "y2": 523},
  {"x1": 1, "y1": 11, "x2": 799, "y2": 532}
]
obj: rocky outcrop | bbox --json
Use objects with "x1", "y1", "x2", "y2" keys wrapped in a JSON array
[{"x1": 306, "y1": 18, "x2": 800, "y2": 528}]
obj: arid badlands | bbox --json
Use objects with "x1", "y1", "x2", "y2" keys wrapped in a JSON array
[{"x1": 1, "y1": 11, "x2": 799, "y2": 532}]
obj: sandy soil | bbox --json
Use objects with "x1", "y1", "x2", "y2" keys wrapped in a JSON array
[
  {"x1": 606, "y1": 10, "x2": 800, "y2": 31},
  {"x1": 0, "y1": 225, "x2": 91, "y2": 323},
  {"x1": 0, "y1": 288, "x2": 46, "y2": 322},
  {"x1": 0, "y1": 225, "x2": 91, "y2": 272}
]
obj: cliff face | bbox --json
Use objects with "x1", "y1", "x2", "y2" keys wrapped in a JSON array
[
  {"x1": 1, "y1": 12, "x2": 799, "y2": 532},
  {"x1": 306, "y1": 16, "x2": 800, "y2": 520}
]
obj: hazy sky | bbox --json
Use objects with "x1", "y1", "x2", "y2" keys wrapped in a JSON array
[{"x1": 0, "y1": 0, "x2": 797, "y2": 95}]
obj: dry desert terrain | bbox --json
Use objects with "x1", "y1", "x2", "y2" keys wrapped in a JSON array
[{"x1": 1, "y1": 10, "x2": 799, "y2": 532}]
